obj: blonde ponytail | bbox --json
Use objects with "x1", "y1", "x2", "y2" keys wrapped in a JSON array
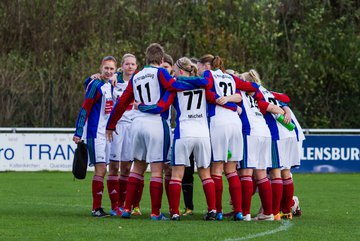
[
  {"x1": 190, "y1": 63, "x2": 198, "y2": 76},
  {"x1": 249, "y1": 69, "x2": 262, "y2": 85}
]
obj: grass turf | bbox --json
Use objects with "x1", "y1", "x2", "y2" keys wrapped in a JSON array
[{"x1": 0, "y1": 172, "x2": 359, "y2": 241}]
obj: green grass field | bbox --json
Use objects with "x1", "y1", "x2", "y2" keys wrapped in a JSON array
[{"x1": 0, "y1": 172, "x2": 359, "y2": 241}]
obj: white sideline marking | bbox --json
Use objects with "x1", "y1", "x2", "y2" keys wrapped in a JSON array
[{"x1": 224, "y1": 220, "x2": 294, "y2": 241}]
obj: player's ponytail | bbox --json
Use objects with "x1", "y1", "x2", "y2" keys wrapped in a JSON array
[
  {"x1": 240, "y1": 72, "x2": 251, "y2": 82},
  {"x1": 249, "y1": 69, "x2": 262, "y2": 85},
  {"x1": 211, "y1": 56, "x2": 225, "y2": 72},
  {"x1": 190, "y1": 63, "x2": 198, "y2": 76}
]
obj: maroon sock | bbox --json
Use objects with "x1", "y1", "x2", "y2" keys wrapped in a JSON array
[
  {"x1": 282, "y1": 177, "x2": 294, "y2": 213},
  {"x1": 252, "y1": 177, "x2": 258, "y2": 196},
  {"x1": 123, "y1": 173, "x2": 143, "y2": 211},
  {"x1": 202, "y1": 178, "x2": 216, "y2": 211},
  {"x1": 133, "y1": 179, "x2": 144, "y2": 208},
  {"x1": 107, "y1": 175, "x2": 119, "y2": 210},
  {"x1": 92, "y1": 175, "x2": 104, "y2": 210},
  {"x1": 169, "y1": 179, "x2": 182, "y2": 215},
  {"x1": 240, "y1": 175, "x2": 253, "y2": 215},
  {"x1": 271, "y1": 178, "x2": 283, "y2": 215},
  {"x1": 226, "y1": 172, "x2": 242, "y2": 213},
  {"x1": 150, "y1": 177, "x2": 163, "y2": 216},
  {"x1": 257, "y1": 177, "x2": 272, "y2": 215},
  {"x1": 211, "y1": 175, "x2": 223, "y2": 213},
  {"x1": 118, "y1": 175, "x2": 128, "y2": 208},
  {"x1": 165, "y1": 175, "x2": 171, "y2": 208}
]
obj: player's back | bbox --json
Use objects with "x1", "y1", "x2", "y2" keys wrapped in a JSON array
[
  {"x1": 207, "y1": 69, "x2": 240, "y2": 125},
  {"x1": 240, "y1": 90, "x2": 271, "y2": 137},
  {"x1": 131, "y1": 66, "x2": 164, "y2": 120},
  {"x1": 173, "y1": 88, "x2": 209, "y2": 139}
]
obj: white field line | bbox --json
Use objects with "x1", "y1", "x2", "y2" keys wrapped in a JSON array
[{"x1": 224, "y1": 220, "x2": 294, "y2": 241}]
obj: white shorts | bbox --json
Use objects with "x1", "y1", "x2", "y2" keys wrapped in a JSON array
[
  {"x1": 86, "y1": 135, "x2": 110, "y2": 167},
  {"x1": 273, "y1": 137, "x2": 301, "y2": 169},
  {"x1": 172, "y1": 137, "x2": 211, "y2": 168},
  {"x1": 241, "y1": 135, "x2": 272, "y2": 169},
  {"x1": 210, "y1": 122, "x2": 243, "y2": 162},
  {"x1": 110, "y1": 122, "x2": 133, "y2": 162},
  {"x1": 131, "y1": 117, "x2": 170, "y2": 163}
]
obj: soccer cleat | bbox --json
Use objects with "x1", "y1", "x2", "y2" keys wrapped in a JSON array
[
  {"x1": 131, "y1": 207, "x2": 142, "y2": 216},
  {"x1": 243, "y1": 214, "x2": 251, "y2": 221},
  {"x1": 204, "y1": 210, "x2": 217, "y2": 221},
  {"x1": 150, "y1": 213, "x2": 169, "y2": 221},
  {"x1": 282, "y1": 212, "x2": 293, "y2": 220},
  {"x1": 273, "y1": 213, "x2": 281, "y2": 221},
  {"x1": 292, "y1": 196, "x2": 302, "y2": 217},
  {"x1": 109, "y1": 207, "x2": 123, "y2": 216},
  {"x1": 233, "y1": 212, "x2": 244, "y2": 221},
  {"x1": 215, "y1": 212, "x2": 223, "y2": 221},
  {"x1": 182, "y1": 208, "x2": 193, "y2": 216},
  {"x1": 171, "y1": 214, "x2": 180, "y2": 221},
  {"x1": 121, "y1": 209, "x2": 131, "y2": 219},
  {"x1": 91, "y1": 207, "x2": 109, "y2": 218},
  {"x1": 253, "y1": 213, "x2": 274, "y2": 221}
]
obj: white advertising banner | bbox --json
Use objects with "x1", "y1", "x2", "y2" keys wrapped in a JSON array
[{"x1": 0, "y1": 133, "x2": 92, "y2": 171}]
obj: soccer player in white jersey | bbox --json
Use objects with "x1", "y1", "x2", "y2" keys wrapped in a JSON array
[
  {"x1": 73, "y1": 56, "x2": 117, "y2": 217},
  {"x1": 106, "y1": 43, "x2": 204, "y2": 220},
  {"x1": 197, "y1": 54, "x2": 260, "y2": 221},
  {"x1": 247, "y1": 69, "x2": 303, "y2": 220},
  {"x1": 238, "y1": 71, "x2": 288, "y2": 221},
  {"x1": 104, "y1": 54, "x2": 138, "y2": 216},
  {"x1": 135, "y1": 57, "x2": 223, "y2": 221}
]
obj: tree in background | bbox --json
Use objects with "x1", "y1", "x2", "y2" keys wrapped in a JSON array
[{"x1": 0, "y1": 0, "x2": 359, "y2": 128}]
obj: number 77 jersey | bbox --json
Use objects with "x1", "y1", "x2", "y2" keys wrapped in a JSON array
[{"x1": 173, "y1": 88, "x2": 209, "y2": 139}]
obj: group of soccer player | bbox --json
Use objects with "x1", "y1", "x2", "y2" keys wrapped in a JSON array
[{"x1": 73, "y1": 42, "x2": 304, "y2": 221}]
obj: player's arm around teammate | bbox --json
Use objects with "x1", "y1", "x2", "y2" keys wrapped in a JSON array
[
  {"x1": 246, "y1": 69, "x2": 299, "y2": 220},
  {"x1": 73, "y1": 56, "x2": 117, "y2": 217},
  {"x1": 135, "y1": 57, "x2": 218, "y2": 221},
  {"x1": 234, "y1": 70, "x2": 285, "y2": 221},
  {"x1": 106, "y1": 44, "x2": 206, "y2": 220}
]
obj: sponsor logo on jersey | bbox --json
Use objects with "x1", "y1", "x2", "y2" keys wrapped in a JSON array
[
  {"x1": 214, "y1": 73, "x2": 232, "y2": 80},
  {"x1": 134, "y1": 73, "x2": 155, "y2": 83},
  {"x1": 105, "y1": 99, "x2": 114, "y2": 114}
]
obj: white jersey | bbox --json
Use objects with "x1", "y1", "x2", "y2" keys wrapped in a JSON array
[
  {"x1": 259, "y1": 85, "x2": 296, "y2": 140},
  {"x1": 132, "y1": 66, "x2": 162, "y2": 120},
  {"x1": 113, "y1": 76, "x2": 135, "y2": 123},
  {"x1": 207, "y1": 69, "x2": 241, "y2": 126},
  {"x1": 173, "y1": 88, "x2": 209, "y2": 139},
  {"x1": 240, "y1": 90, "x2": 271, "y2": 137}
]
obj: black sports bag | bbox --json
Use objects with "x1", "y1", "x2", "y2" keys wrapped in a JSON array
[{"x1": 72, "y1": 141, "x2": 88, "y2": 179}]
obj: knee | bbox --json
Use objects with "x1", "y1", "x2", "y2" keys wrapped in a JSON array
[
  {"x1": 281, "y1": 169, "x2": 292, "y2": 179},
  {"x1": 121, "y1": 162, "x2": 131, "y2": 175}
]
